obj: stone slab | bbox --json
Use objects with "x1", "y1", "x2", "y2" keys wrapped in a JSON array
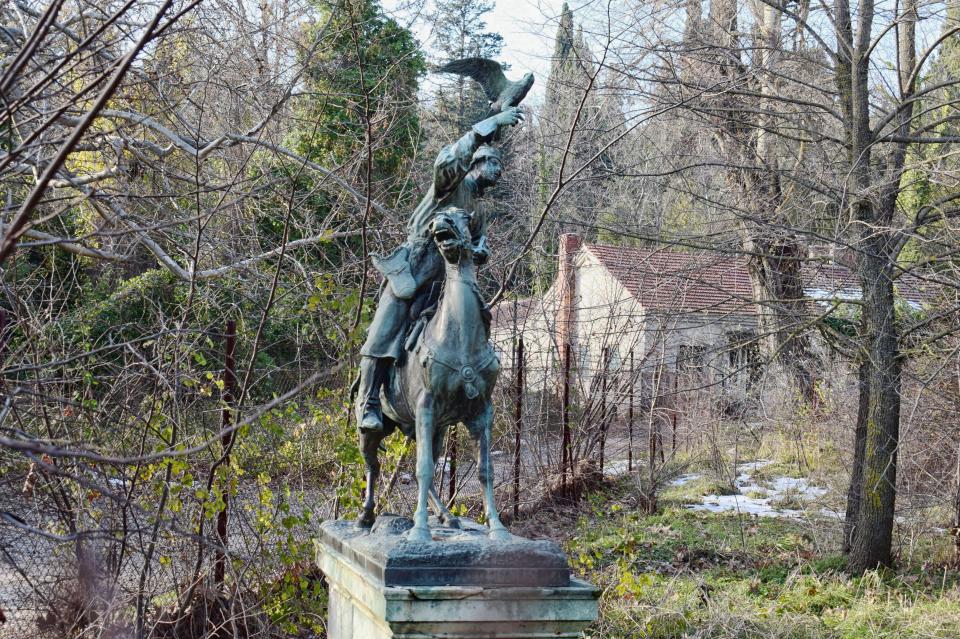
[
  {"x1": 318, "y1": 515, "x2": 570, "y2": 587},
  {"x1": 316, "y1": 520, "x2": 599, "y2": 639}
]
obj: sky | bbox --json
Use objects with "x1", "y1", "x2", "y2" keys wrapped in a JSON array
[{"x1": 382, "y1": 0, "x2": 569, "y2": 105}]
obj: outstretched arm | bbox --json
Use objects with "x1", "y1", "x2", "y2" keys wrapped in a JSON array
[
  {"x1": 408, "y1": 109, "x2": 523, "y2": 238},
  {"x1": 433, "y1": 107, "x2": 524, "y2": 193},
  {"x1": 467, "y1": 107, "x2": 524, "y2": 145}
]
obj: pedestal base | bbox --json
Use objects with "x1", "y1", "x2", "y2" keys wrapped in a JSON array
[{"x1": 315, "y1": 517, "x2": 598, "y2": 638}]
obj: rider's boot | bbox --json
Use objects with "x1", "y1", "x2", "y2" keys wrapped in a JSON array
[{"x1": 355, "y1": 356, "x2": 389, "y2": 432}]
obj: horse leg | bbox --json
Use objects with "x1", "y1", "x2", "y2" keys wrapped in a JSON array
[
  {"x1": 356, "y1": 427, "x2": 386, "y2": 528},
  {"x1": 470, "y1": 403, "x2": 510, "y2": 541},
  {"x1": 427, "y1": 426, "x2": 461, "y2": 529},
  {"x1": 408, "y1": 393, "x2": 434, "y2": 543}
]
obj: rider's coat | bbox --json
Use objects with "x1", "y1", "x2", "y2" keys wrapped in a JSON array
[{"x1": 360, "y1": 119, "x2": 496, "y2": 360}]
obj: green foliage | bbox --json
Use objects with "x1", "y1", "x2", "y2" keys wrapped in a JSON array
[
  {"x1": 280, "y1": 0, "x2": 426, "y2": 334},
  {"x1": 295, "y1": 0, "x2": 425, "y2": 183},
  {"x1": 897, "y1": 7, "x2": 960, "y2": 265},
  {"x1": 251, "y1": 476, "x2": 327, "y2": 635},
  {"x1": 564, "y1": 481, "x2": 960, "y2": 639},
  {"x1": 820, "y1": 294, "x2": 927, "y2": 342},
  {"x1": 68, "y1": 267, "x2": 178, "y2": 344}
]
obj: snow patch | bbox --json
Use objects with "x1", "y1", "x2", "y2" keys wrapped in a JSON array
[{"x1": 687, "y1": 460, "x2": 827, "y2": 519}]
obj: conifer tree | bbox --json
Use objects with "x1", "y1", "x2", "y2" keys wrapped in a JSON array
[
  {"x1": 276, "y1": 0, "x2": 427, "y2": 347},
  {"x1": 295, "y1": 0, "x2": 426, "y2": 208},
  {"x1": 533, "y1": 3, "x2": 624, "y2": 286}
]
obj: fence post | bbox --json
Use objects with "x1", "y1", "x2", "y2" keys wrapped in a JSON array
[
  {"x1": 671, "y1": 366, "x2": 678, "y2": 455},
  {"x1": 214, "y1": 319, "x2": 237, "y2": 588},
  {"x1": 628, "y1": 349, "x2": 634, "y2": 472},
  {"x1": 599, "y1": 347, "x2": 608, "y2": 475},
  {"x1": 448, "y1": 431, "x2": 457, "y2": 504},
  {"x1": 513, "y1": 334, "x2": 524, "y2": 519},
  {"x1": 561, "y1": 342, "x2": 571, "y2": 499},
  {"x1": 650, "y1": 364, "x2": 660, "y2": 480},
  {"x1": 0, "y1": 309, "x2": 7, "y2": 392}
]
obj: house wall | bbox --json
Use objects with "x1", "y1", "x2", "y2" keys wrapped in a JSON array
[
  {"x1": 572, "y1": 249, "x2": 758, "y2": 398},
  {"x1": 489, "y1": 286, "x2": 560, "y2": 399},
  {"x1": 490, "y1": 248, "x2": 760, "y2": 403}
]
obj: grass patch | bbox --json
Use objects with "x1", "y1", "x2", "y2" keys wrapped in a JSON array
[
  {"x1": 563, "y1": 482, "x2": 960, "y2": 639},
  {"x1": 662, "y1": 476, "x2": 739, "y2": 504}
]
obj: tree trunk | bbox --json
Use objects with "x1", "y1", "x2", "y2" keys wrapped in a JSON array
[
  {"x1": 954, "y1": 433, "x2": 960, "y2": 564},
  {"x1": 843, "y1": 0, "x2": 912, "y2": 574},
  {"x1": 710, "y1": 0, "x2": 814, "y2": 398},
  {"x1": 844, "y1": 358, "x2": 870, "y2": 553},
  {"x1": 745, "y1": 236, "x2": 815, "y2": 397},
  {"x1": 848, "y1": 241, "x2": 901, "y2": 572}
]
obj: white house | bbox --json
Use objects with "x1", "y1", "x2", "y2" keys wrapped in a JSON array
[{"x1": 491, "y1": 234, "x2": 932, "y2": 404}]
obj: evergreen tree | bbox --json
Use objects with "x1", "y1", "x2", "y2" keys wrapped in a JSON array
[
  {"x1": 294, "y1": 0, "x2": 426, "y2": 209},
  {"x1": 532, "y1": 3, "x2": 625, "y2": 286},
  {"x1": 276, "y1": 0, "x2": 427, "y2": 352},
  {"x1": 909, "y1": 1, "x2": 960, "y2": 226},
  {"x1": 536, "y1": 2, "x2": 587, "y2": 269},
  {"x1": 542, "y1": 3, "x2": 577, "y2": 125}
]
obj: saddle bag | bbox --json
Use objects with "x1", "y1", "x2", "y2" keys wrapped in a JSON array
[{"x1": 371, "y1": 245, "x2": 416, "y2": 299}]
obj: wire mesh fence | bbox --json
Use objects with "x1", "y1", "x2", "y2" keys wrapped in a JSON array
[{"x1": 2, "y1": 314, "x2": 959, "y2": 638}]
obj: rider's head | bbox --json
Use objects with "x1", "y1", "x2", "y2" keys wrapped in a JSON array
[{"x1": 466, "y1": 145, "x2": 503, "y2": 195}]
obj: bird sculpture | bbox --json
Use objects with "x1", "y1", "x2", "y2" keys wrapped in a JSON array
[{"x1": 437, "y1": 58, "x2": 535, "y2": 116}]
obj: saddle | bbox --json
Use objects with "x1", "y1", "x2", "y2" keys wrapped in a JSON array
[
  {"x1": 400, "y1": 281, "x2": 442, "y2": 362},
  {"x1": 371, "y1": 245, "x2": 416, "y2": 299}
]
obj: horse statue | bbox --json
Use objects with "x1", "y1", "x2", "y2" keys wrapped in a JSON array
[{"x1": 355, "y1": 207, "x2": 508, "y2": 543}]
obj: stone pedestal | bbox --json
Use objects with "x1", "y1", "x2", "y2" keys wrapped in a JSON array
[{"x1": 315, "y1": 516, "x2": 598, "y2": 638}]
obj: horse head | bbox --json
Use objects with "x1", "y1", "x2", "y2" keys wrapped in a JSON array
[
  {"x1": 430, "y1": 207, "x2": 475, "y2": 265},
  {"x1": 359, "y1": 204, "x2": 510, "y2": 543}
]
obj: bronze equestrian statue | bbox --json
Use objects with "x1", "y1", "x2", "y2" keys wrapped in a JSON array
[
  {"x1": 353, "y1": 106, "x2": 523, "y2": 434},
  {"x1": 357, "y1": 208, "x2": 508, "y2": 542},
  {"x1": 352, "y1": 59, "x2": 531, "y2": 542}
]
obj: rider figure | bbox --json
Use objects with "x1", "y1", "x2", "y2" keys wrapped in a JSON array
[{"x1": 355, "y1": 107, "x2": 524, "y2": 432}]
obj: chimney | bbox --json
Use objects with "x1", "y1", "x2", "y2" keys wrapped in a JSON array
[
  {"x1": 808, "y1": 242, "x2": 856, "y2": 269},
  {"x1": 557, "y1": 233, "x2": 582, "y2": 363}
]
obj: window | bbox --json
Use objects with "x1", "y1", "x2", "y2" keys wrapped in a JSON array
[
  {"x1": 606, "y1": 347, "x2": 621, "y2": 372},
  {"x1": 677, "y1": 344, "x2": 706, "y2": 372},
  {"x1": 726, "y1": 331, "x2": 760, "y2": 389}
]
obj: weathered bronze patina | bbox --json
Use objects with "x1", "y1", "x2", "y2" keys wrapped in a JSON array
[
  {"x1": 354, "y1": 107, "x2": 522, "y2": 431},
  {"x1": 351, "y1": 60, "x2": 532, "y2": 542},
  {"x1": 357, "y1": 208, "x2": 506, "y2": 542}
]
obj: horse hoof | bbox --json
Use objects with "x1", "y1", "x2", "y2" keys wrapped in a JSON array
[
  {"x1": 407, "y1": 525, "x2": 432, "y2": 543},
  {"x1": 356, "y1": 512, "x2": 375, "y2": 529},
  {"x1": 444, "y1": 517, "x2": 461, "y2": 530},
  {"x1": 488, "y1": 527, "x2": 511, "y2": 542}
]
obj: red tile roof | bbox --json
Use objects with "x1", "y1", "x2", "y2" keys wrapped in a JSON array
[
  {"x1": 584, "y1": 244, "x2": 756, "y2": 315},
  {"x1": 584, "y1": 243, "x2": 935, "y2": 314}
]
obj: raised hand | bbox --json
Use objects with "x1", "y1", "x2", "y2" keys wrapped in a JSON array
[{"x1": 494, "y1": 106, "x2": 524, "y2": 128}]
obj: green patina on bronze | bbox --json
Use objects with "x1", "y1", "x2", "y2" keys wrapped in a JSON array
[{"x1": 351, "y1": 59, "x2": 532, "y2": 543}]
